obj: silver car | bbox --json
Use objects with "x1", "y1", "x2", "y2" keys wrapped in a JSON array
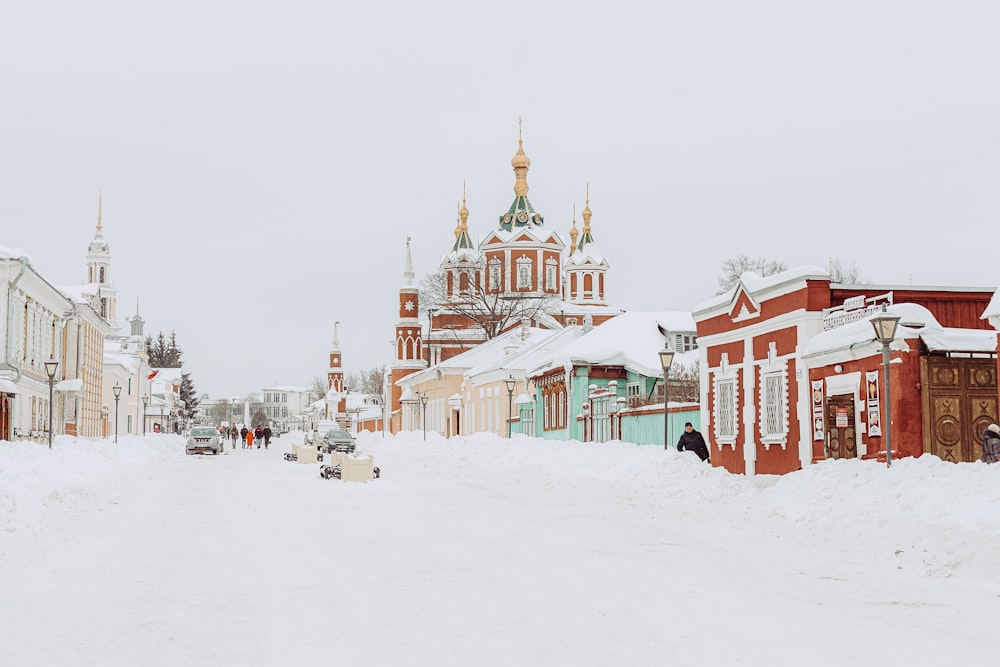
[{"x1": 186, "y1": 426, "x2": 222, "y2": 455}]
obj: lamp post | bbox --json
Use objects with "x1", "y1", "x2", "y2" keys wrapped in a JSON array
[
  {"x1": 870, "y1": 309, "x2": 902, "y2": 468},
  {"x1": 659, "y1": 345, "x2": 675, "y2": 450},
  {"x1": 504, "y1": 375, "x2": 517, "y2": 438},
  {"x1": 44, "y1": 359, "x2": 58, "y2": 449},
  {"x1": 112, "y1": 382, "x2": 122, "y2": 444},
  {"x1": 141, "y1": 395, "x2": 148, "y2": 435},
  {"x1": 419, "y1": 392, "x2": 429, "y2": 441}
]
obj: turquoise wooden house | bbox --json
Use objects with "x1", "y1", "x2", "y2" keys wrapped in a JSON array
[{"x1": 519, "y1": 311, "x2": 700, "y2": 446}]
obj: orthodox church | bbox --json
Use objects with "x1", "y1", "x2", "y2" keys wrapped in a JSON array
[{"x1": 388, "y1": 132, "x2": 624, "y2": 431}]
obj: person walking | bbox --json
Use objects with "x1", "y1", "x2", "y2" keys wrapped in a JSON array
[
  {"x1": 254, "y1": 425, "x2": 263, "y2": 449},
  {"x1": 246, "y1": 428, "x2": 255, "y2": 450},
  {"x1": 230, "y1": 425, "x2": 238, "y2": 449},
  {"x1": 240, "y1": 426, "x2": 248, "y2": 449},
  {"x1": 263, "y1": 424, "x2": 272, "y2": 449},
  {"x1": 676, "y1": 421, "x2": 710, "y2": 463},
  {"x1": 983, "y1": 423, "x2": 1000, "y2": 464}
]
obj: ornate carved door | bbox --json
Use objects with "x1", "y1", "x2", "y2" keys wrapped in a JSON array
[
  {"x1": 824, "y1": 395, "x2": 857, "y2": 459},
  {"x1": 922, "y1": 357, "x2": 998, "y2": 462}
]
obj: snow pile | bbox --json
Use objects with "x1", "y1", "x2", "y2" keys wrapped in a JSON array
[{"x1": 0, "y1": 434, "x2": 181, "y2": 535}]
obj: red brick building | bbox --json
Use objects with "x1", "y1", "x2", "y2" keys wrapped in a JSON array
[{"x1": 693, "y1": 266, "x2": 997, "y2": 475}]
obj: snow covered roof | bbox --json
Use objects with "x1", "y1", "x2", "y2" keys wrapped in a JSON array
[
  {"x1": 263, "y1": 385, "x2": 311, "y2": 393},
  {"x1": 529, "y1": 311, "x2": 698, "y2": 379},
  {"x1": 0, "y1": 245, "x2": 31, "y2": 261},
  {"x1": 566, "y1": 243, "x2": 607, "y2": 267},
  {"x1": 464, "y1": 327, "x2": 573, "y2": 380},
  {"x1": 804, "y1": 303, "x2": 998, "y2": 358},
  {"x1": 399, "y1": 327, "x2": 555, "y2": 386},
  {"x1": 694, "y1": 265, "x2": 829, "y2": 315},
  {"x1": 58, "y1": 283, "x2": 99, "y2": 305},
  {"x1": 55, "y1": 378, "x2": 84, "y2": 393},
  {"x1": 984, "y1": 288, "x2": 1000, "y2": 321}
]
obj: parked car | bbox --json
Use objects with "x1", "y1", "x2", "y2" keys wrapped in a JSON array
[
  {"x1": 320, "y1": 429, "x2": 356, "y2": 454},
  {"x1": 186, "y1": 426, "x2": 222, "y2": 455}
]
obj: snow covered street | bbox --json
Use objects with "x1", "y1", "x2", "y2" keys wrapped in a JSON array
[{"x1": 2, "y1": 432, "x2": 999, "y2": 666}]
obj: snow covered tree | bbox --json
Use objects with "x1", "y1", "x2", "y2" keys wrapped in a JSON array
[
  {"x1": 144, "y1": 331, "x2": 184, "y2": 368},
  {"x1": 715, "y1": 256, "x2": 788, "y2": 295},
  {"x1": 420, "y1": 271, "x2": 559, "y2": 340},
  {"x1": 179, "y1": 373, "x2": 199, "y2": 421}
]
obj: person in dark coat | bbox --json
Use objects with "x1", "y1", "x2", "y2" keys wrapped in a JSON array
[
  {"x1": 240, "y1": 426, "x2": 248, "y2": 448},
  {"x1": 263, "y1": 425, "x2": 272, "y2": 449},
  {"x1": 676, "y1": 422, "x2": 710, "y2": 462},
  {"x1": 254, "y1": 425, "x2": 263, "y2": 448},
  {"x1": 983, "y1": 423, "x2": 1000, "y2": 464}
]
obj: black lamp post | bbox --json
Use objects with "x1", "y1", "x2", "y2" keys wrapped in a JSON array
[
  {"x1": 659, "y1": 345, "x2": 675, "y2": 450},
  {"x1": 44, "y1": 358, "x2": 58, "y2": 449},
  {"x1": 419, "y1": 392, "x2": 429, "y2": 441},
  {"x1": 141, "y1": 395, "x2": 148, "y2": 435},
  {"x1": 112, "y1": 382, "x2": 122, "y2": 444},
  {"x1": 504, "y1": 375, "x2": 517, "y2": 438},
  {"x1": 870, "y1": 309, "x2": 902, "y2": 468}
]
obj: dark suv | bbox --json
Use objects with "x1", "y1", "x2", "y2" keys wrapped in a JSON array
[{"x1": 320, "y1": 429, "x2": 356, "y2": 454}]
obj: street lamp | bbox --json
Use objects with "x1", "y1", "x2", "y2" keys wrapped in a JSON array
[
  {"x1": 504, "y1": 375, "x2": 517, "y2": 438},
  {"x1": 44, "y1": 358, "x2": 58, "y2": 449},
  {"x1": 112, "y1": 382, "x2": 122, "y2": 444},
  {"x1": 659, "y1": 345, "x2": 675, "y2": 450},
  {"x1": 871, "y1": 308, "x2": 902, "y2": 468},
  {"x1": 419, "y1": 392, "x2": 429, "y2": 441},
  {"x1": 141, "y1": 395, "x2": 148, "y2": 435}
]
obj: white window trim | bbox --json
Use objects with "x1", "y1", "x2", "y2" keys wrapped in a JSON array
[
  {"x1": 516, "y1": 256, "x2": 532, "y2": 289},
  {"x1": 713, "y1": 356, "x2": 739, "y2": 448},
  {"x1": 758, "y1": 348, "x2": 790, "y2": 450}
]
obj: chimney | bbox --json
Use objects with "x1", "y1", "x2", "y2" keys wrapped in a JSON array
[
  {"x1": 583, "y1": 314, "x2": 594, "y2": 333},
  {"x1": 521, "y1": 317, "x2": 531, "y2": 341}
]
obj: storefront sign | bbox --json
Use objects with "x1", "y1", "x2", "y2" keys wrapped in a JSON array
[{"x1": 835, "y1": 407, "x2": 849, "y2": 428}]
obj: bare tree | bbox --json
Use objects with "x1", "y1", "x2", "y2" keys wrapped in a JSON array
[
  {"x1": 343, "y1": 372, "x2": 361, "y2": 392},
  {"x1": 211, "y1": 401, "x2": 229, "y2": 425},
  {"x1": 716, "y1": 256, "x2": 788, "y2": 295},
  {"x1": 420, "y1": 271, "x2": 559, "y2": 340},
  {"x1": 358, "y1": 365, "x2": 386, "y2": 395},
  {"x1": 310, "y1": 375, "x2": 328, "y2": 399},
  {"x1": 828, "y1": 257, "x2": 866, "y2": 284}
]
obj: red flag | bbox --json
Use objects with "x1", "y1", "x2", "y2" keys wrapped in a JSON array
[{"x1": 147, "y1": 370, "x2": 159, "y2": 380}]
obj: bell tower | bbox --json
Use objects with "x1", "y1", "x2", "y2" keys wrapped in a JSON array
[
  {"x1": 390, "y1": 238, "x2": 427, "y2": 430},
  {"x1": 85, "y1": 191, "x2": 120, "y2": 335}
]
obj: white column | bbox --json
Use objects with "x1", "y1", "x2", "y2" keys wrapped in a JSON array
[{"x1": 742, "y1": 338, "x2": 756, "y2": 476}]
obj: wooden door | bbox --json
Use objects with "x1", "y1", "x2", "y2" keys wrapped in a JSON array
[
  {"x1": 824, "y1": 395, "x2": 857, "y2": 459},
  {"x1": 922, "y1": 357, "x2": 998, "y2": 462}
]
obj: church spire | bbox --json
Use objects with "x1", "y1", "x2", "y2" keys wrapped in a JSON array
[
  {"x1": 498, "y1": 120, "x2": 544, "y2": 232},
  {"x1": 96, "y1": 189, "x2": 104, "y2": 238},
  {"x1": 569, "y1": 204, "x2": 579, "y2": 251},
  {"x1": 511, "y1": 118, "x2": 531, "y2": 197},
  {"x1": 576, "y1": 183, "x2": 595, "y2": 251},
  {"x1": 452, "y1": 183, "x2": 474, "y2": 251},
  {"x1": 403, "y1": 236, "x2": 415, "y2": 286},
  {"x1": 332, "y1": 320, "x2": 341, "y2": 352}
]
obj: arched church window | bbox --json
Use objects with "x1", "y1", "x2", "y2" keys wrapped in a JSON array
[
  {"x1": 99, "y1": 267, "x2": 105, "y2": 283},
  {"x1": 489, "y1": 259, "x2": 502, "y2": 291}
]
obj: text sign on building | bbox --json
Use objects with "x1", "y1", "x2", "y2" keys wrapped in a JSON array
[{"x1": 835, "y1": 407, "x2": 849, "y2": 428}]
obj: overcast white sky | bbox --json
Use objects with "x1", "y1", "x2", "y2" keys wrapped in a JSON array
[{"x1": 3, "y1": 1, "x2": 998, "y2": 398}]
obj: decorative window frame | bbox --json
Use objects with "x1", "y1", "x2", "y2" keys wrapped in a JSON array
[
  {"x1": 545, "y1": 258, "x2": 558, "y2": 291},
  {"x1": 488, "y1": 258, "x2": 502, "y2": 291},
  {"x1": 713, "y1": 353, "x2": 739, "y2": 448},
  {"x1": 758, "y1": 342, "x2": 789, "y2": 450},
  {"x1": 516, "y1": 255, "x2": 532, "y2": 289}
]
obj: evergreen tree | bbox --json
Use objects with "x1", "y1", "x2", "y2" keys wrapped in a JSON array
[
  {"x1": 165, "y1": 331, "x2": 184, "y2": 368},
  {"x1": 145, "y1": 332, "x2": 170, "y2": 367},
  {"x1": 179, "y1": 373, "x2": 199, "y2": 421}
]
